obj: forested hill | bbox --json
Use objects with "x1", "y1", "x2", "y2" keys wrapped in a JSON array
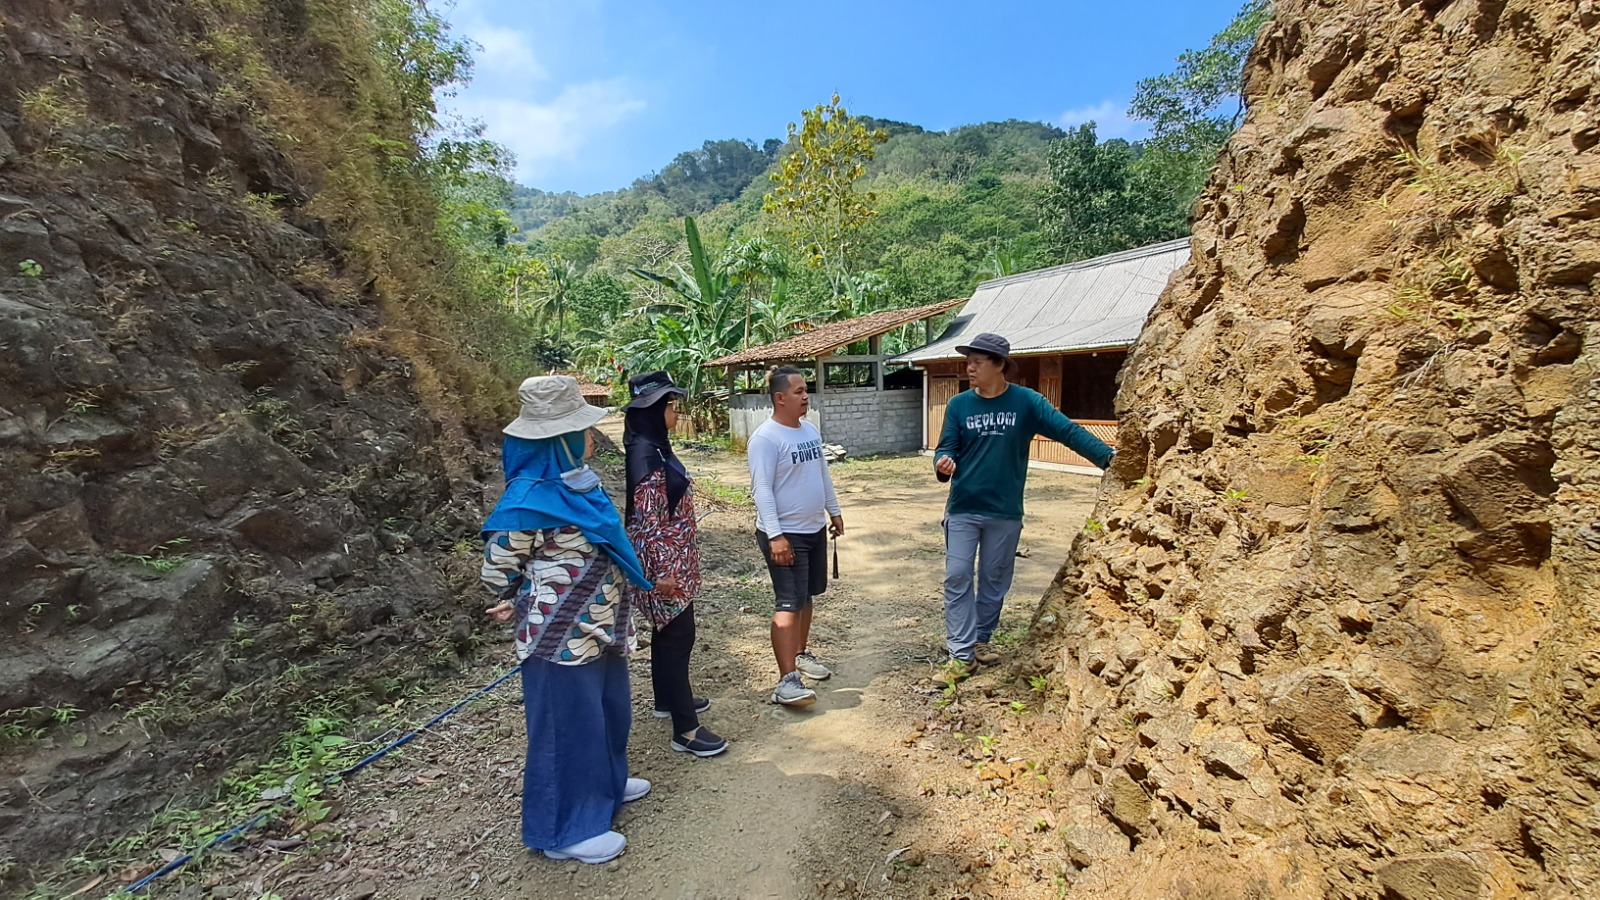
[
  {"x1": 505, "y1": 116, "x2": 934, "y2": 234},
  {"x1": 493, "y1": 2, "x2": 1269, "y2": 402},
  {"x1": 515, "y1": 117, "x2": 1069, "y2": 305}
]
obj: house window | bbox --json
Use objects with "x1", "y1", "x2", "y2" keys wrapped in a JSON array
[{"x1": 824, "y1": 362, "x2": 875, "y2": 388}]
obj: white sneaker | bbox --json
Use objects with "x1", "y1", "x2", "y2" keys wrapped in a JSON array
[
  {"x1": 544, "y1": 830, "x2": 626, "y2": 864},
  {"x1": 795, "y1": 650, "x2": 831, "y2": 680},
  {"x1": 623, "y1": 777, "x2": 651, "y2": 802}
]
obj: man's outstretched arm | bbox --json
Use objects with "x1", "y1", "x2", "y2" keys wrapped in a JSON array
[{"x1": 1032, "y1": 392, "x2": 1114, "y2": 469}]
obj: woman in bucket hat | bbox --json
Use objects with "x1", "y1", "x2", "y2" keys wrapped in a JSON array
[
  {"x1": 622, "y1": 371, "x2": 727, "y2": 758},
  {"x1": 479, "y1": 375, "x2": 654, "y2": 865}
]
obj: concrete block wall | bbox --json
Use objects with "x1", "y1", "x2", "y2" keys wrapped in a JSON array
[
  {"x1": 728, "y1": 393, "x2": 819, "y2": 450},
  {"x1": 727, "y1": 389, "x2": 921, "y2": 456},
  {"x1": 816, "y1": 387, "x2": 922, "y2": 455}
]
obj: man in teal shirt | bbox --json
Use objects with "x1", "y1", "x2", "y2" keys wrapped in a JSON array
[{"x1": 933, "y1": 333, "x2": 1113, "y2": 682}]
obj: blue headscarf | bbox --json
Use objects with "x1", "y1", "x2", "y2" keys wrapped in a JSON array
[{"x1": 481, "y1": 432, "x2": 652, "y2": 589}]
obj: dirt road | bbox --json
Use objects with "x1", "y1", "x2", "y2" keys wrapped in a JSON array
[{"x1": 188, "y1": 432, "x2": 1105, "y2": 900}]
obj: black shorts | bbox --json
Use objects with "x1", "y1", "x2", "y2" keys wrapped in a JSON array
[{"x1": 755, "y1": 528, "x2": 828, "y2": 612}]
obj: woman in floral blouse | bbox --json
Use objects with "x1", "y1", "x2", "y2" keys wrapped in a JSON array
[
  {"x1": 623, "y1": 371, "x2": 727, "y2": 758},
  {"x1": 480, "y1": 375, "x2": 656, "y2": 865}
]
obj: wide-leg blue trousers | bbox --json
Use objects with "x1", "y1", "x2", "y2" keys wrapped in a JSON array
[{"x1": 519, "y1": 653, "x2": 632, "y2": 850}]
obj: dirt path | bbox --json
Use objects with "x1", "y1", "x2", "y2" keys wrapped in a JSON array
[{"x1": 178, "y1": 431, "x2": 1104, "y2": 900}]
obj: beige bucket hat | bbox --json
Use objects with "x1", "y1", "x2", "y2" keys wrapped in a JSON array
[{"x1": 503, "y1": 375, "x2": 609, "y2": 440}]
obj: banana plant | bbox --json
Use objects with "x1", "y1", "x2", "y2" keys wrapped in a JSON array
[{"x1": 626, "y1": 216, "x2": 747, "y2": 407}]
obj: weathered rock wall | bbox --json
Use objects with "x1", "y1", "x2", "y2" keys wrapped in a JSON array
[
  {"x1": 0, "y1": 0, "x2": 496, "y2": 877},
  {"x1": 1030, "y1": 0, "x2": 1599, "y2": 896}
]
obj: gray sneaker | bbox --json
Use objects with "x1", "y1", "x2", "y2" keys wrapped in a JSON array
[
  {"x1": 770, "y1": 671, "x2": 817, "y2": 707},
  {"x1": 794, "y1": 650, "x2": 832, "y2": 680}
]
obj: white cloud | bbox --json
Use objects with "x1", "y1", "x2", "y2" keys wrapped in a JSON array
[
  {"x1": 1057, "y1": 99, "x2": 1147, "y2": 142},
  {"x1": 452, "y1": 79, "x2": 646, "y2": 182},
  {"x1": 467, "y1": 24, "x2": 546, "y2": 79}
]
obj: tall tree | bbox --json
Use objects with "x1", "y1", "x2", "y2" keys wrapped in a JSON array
[
  {"x1": 1038, "y1": 1, "x2": 1271, "y2": 262},
  {"x1": 1129, "y1": 0, "x2": 1273, "y2": 205},
  {"x1": 720, "y1": 236, "x2": 790, "y2": 345},
  {"x1": 762, "y1": 94, "x2": 889, "y2": 303},
  {"x1": 534, "y1": 256, "x2": 578, "y2": 338},
  {"x1": 1039, "y1": 125, "x2": 1184, "y2": 262}
]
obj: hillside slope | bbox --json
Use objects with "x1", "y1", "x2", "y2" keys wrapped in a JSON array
[
  {"x1": 1028, "y1": 0, "x2": 1599, "y2": 896},
  {"x1": 0, "y1": 0, "x2": 504, "y2": 881}
]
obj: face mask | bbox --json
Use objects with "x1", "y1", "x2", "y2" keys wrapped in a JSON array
[
  {"x1": 560, "y1": 465, "x2": 602, "y2": 493},
  {"x1": 557, "y1": 435, "x2": 602, "y2": 493}
]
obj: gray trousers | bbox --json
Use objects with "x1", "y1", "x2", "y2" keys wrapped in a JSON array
[{"x1": 942, "y1": 513, "x2": 1023, "y2": 661}]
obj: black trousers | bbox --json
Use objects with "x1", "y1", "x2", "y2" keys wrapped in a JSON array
[{"x1": 651, "y1": 603, "x2": 699, "y2": 735}]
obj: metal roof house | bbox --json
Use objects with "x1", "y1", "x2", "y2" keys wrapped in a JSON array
[
  {"x1": 703, "y1": 298, "x2": 965, "y2": 454},
  {"x1": 895, "y1": 238, "x2": 1190, "y2": 472}
]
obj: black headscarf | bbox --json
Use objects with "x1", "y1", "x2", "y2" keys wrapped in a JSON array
[{"x1": 623, "y1": 397, "x2": 690, "y2": 523}]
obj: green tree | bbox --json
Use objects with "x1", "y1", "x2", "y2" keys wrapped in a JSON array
[
  {"x1": 638, "y1": 138, "x2": 781, "y2": 214},
  {"x1": 763, "y1": 94, "x2": 889, "y2": 302},
  {"x1": 1036, "y1": 2, "x2": 1270, "y2": 264},
  {"x1": 533, "y1": 257, "x2": 578, "y2": 338},
  {"x1": 368, "y1": 0, "x2": 474, "y2": 136},
  {"x1": 982, "y1": 238, "x2": 1028, "y2": 279},
  {"x1": 498, "y1": 242, "x2": 548, "y2": 316},
  {"x1": 1039, "y1": 124, "x2": 1184, "y2": 262},
  {"x1": 1129, "y1": 0, "x2": 1272, "y2": 205},
  {"x1": 528, "y1": 333, "x2": 575, "y2": 371},
  {"x1": 720, "y1": 236, "x2": 790, "y2": 344}
]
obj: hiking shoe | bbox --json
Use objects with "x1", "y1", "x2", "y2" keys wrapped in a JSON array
[
  {"x1": 770, "y1": 671, "x2": 817, "y2": 707},
  {"x1": 671, "y1": 726, "x2": 729, "y2": 758},
  {"x1": 623, "y1": 777, "x2": 651, "y2": 802},
  {"x1": 972, "y1": 643, "x2": 1002, "y2": 667},
  {"x1": 932, "y1": 658, "x2": 974, "y2": 687},
  {"x1": 795, "y1": 650, "x2": 832, "y2": 680},
  {"x1": 652, "y1": 697, "x2": 711, "y2": 719},
  {"x1": 544, "y1": 830, "x2": 626, "y2": 864}
]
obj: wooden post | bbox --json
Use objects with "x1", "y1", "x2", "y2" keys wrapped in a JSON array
[
  {"x1": 813, "y1": 352, "x2": 829, "y2": 440},
  {"x1": 870, "y1": 334, "x2": 884, "y2": 391},
  {"x1": 919, "y1": 364, "x2": 928, "y2": 450}
]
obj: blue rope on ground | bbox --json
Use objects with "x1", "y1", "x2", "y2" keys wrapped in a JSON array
[{"x1": 118, "y1": 662, "x2": 523, "y2": 895}]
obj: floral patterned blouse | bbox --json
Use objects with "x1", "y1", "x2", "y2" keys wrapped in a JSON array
[
  {"x1": 480, "y1": 526, "x2": 636, "y2": 665},
  {"x1": 625, "y1": 469, "x2": 701, "y2": 628}
]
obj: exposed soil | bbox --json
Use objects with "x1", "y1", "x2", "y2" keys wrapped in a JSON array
[
  {"x1": 116, "y1": 422, "x2": 1107, "y2": 900},
  {"x1": 1007, "y1": 2, "x2": 1600, "y2": 896}
]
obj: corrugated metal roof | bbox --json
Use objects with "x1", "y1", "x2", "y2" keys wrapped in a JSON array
[
  {"x1": 894, "y1": 238, "x2": 1190, "y2": 363},
  {"x1": 703, "y1": 296, "x2": 967, "y2": 368}
]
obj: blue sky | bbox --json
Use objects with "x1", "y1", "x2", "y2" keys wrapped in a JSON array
[{"x1": 438, "y1": 0, "x2": 1252, "y2": 195}]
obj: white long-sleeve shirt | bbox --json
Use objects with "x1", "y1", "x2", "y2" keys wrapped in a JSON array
[{"x1": 747, "y1": 418, "x2": 841, "y2": 537}]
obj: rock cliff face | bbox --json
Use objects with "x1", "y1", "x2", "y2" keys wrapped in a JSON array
[
  {"x1": 0, "y1": 0, "x2": 494, "y2": 876},
  {"x1": 1034, "y1": 0, "x2": 1599, "y2": 896}
]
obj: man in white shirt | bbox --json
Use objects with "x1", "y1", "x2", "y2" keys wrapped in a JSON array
[{"x1": 748, "y1": 366, "x2": 845, "y2": 707}]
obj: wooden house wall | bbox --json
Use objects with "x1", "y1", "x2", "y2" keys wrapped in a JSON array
[{"x1": 921, "y1": 350, "x2": 1127, "y2": 468}]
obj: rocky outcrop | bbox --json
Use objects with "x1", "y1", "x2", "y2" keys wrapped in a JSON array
[
  {"x1": 1032, "y1": 0, "x2": 1599, "y2": 896},
  {"x1": 0, "y1": 0, "x2": 498, "y2": 879}
]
